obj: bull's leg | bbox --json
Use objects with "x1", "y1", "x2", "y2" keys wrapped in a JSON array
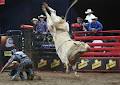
[
  {"x1": 43, "y1": 2, "x2": 56, "y2": 18},
  {"x1": 65, "y1": 63, "x2": 70, "y2": 73},
  {"x1": 42, "y1": 5, "x2": 53, "y2": 27},
  {"x1": 44, "y1": 3, "x2": 63, "y2": 23},
  {"x1": 69, "y1": 52, "x2": 80, "y2": 77},
  {"x1": 72, "y1": 63, "x2": 79, "y2": 77},
  {"x1": 42, "y1": 4, "x2": 56, "y2": 35}
]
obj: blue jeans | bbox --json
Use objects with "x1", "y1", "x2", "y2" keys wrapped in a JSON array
[{"x1": 11, "y1": 59, "x2": 34, "y2": 80}]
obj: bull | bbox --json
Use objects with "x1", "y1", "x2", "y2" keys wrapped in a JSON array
[{"x1": 42, "y1": 2, "x2": 90, "y2": 76}]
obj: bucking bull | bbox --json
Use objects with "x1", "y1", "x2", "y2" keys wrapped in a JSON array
[{"x1": 42, "y1": 1, "x2": 90, "y2": 76}]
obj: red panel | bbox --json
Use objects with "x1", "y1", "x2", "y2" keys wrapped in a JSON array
[
  {"x1": 89, "y1": 47, "x2": 120, "y2": 51},
  {"x1": 71, "y1": 23, "x2": 82, "y2": 28},
  {"x1": 88, "y1": 42, "x2": 120, "y2": 46},
  {"x1": 74, "y1": 36, "x2": 120, "y2": 41},
  {"x1": 20, "y1": 24, "x2": 33, "y2": 30},
  {"x1": 0, "y1": 0, "x2": 5, "y2": 5},
  {"x1": 73, "y1": 30, "x2": 120, "y2": 34},
  {"x1": 81, "y1": 52, "x2": 120, "y2": 57}
]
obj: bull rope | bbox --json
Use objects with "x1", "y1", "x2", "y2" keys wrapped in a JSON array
[{"x1": 64, "y1": 0, "x2": 78, "y2": 20}]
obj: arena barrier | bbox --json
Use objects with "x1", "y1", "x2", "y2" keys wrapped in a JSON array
[
  {"x1": 20, "y1": 25, "x2": 65, "y2": 71},
  {"x1": 1, "y1": 29, "x2": 120, "y2": 72},
  {"x1": 72, "y1": 30, "x2": 120, "y2": 72}
]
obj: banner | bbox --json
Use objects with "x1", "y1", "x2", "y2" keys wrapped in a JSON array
[
  {"x1": 76, "y1": 58, "x2": 119, "y2": 72},
  {"x1": 0, "y1": 0, "x2": 5, "y2": 5}
]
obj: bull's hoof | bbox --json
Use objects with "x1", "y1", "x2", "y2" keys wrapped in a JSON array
[
  {"x1": 34, "y1": 73, "x2": 42, "y2": 80},
  {"x1": 66, "y1": 70, "x2": 70, "y2": 74},
  {"x1": 74, "y1": 71, "x2": 79, "y2": 77},
  {"x1": 36, "y1": 75, "x2": 42, "y2": 80}
]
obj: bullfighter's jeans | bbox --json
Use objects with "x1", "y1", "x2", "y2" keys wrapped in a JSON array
[{"x1": 11, "y1": 59, "x2": 34, "y2": 80}]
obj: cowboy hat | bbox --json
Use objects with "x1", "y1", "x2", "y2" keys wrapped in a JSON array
[
  {"x1": 8, "y1": 61, "x2": 19, "y2": 68},
  {"x1": 38, "y1": 14, "x2": 46, "y2": 18},
  {"x1": 31, "y1": 18, "x2": 38, "y2": 21},
  {"x1": 91, "y1": 16, "x2": 98, "y2": 20},
  {"x1": 85, "y1": 9, "x2": 93, "y2": 14}
]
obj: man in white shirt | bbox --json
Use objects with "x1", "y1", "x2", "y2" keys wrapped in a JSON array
[
  {"x1": 84, "y1": 9, "x2": 96, "y2": 30},
  {"x1": 85, "y1": 9, "x2": 96, "y2": 23}
]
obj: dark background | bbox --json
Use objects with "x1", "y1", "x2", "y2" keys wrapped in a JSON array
[
  {"x1": 71, "y1": 0, "x2": 120, "y2": 30},
  {"x1": 0, "y1": 0, "x2": 120, "y2": 34}
]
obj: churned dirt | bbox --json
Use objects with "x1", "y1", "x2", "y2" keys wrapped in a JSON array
[{"x1": 0, "y1": 71, "x2": 120, "y2": 85}]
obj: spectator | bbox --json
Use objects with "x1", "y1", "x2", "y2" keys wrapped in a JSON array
[
  {"x1": 85, "y1": 9, "x2": 96, "y2": 23},
  {"x1": 76, "y1": 17, "x2": 87, "y2": 31},
  {"x1": 71, "y1": 17, "x2": 86, "y2": 32},
  {"x1": 5, "y1": 37, "x2": 14, "y2": 48},
  {"x1": 31, "y1": 15, "x2": 48, "y2": 34},
  {"x1": 31, "y1": 18, "x2": 39, "y2": 32},
  {"x1": 85, "y1": 16, "x2": 103, "y2": 43},
  {"x1": 37, "y1": 14, "x2": 48, "y2": 33},
  {"x1": 88, "y1": 16, "x2": 103, "y2": 34},
  {"x1": 84, "y1": 9, "x2": 96, "y2": 30}
]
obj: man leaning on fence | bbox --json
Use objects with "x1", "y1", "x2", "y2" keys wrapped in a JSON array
[{"x1": 31, "y1": 15, "x2": 48, "y2": 34}]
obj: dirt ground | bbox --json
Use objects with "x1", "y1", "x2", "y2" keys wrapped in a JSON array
[{"x1": 0, "y1": 71, "x2": 120, "y2": 85}]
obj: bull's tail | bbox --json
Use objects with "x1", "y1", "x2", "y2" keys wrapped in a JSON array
[{"x1": 64, "y1": 0, "x2": 78, "y2": 20}]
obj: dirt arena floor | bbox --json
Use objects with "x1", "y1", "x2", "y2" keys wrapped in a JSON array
[{"x1": 0, "y1": 71, "x2": 120, "y2": 85}]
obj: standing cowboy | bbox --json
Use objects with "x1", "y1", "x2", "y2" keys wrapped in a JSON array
[
  {"x1": 84, "y1": 9, "x2": 96, "y2": 30},
  {"x1": 85, "y1": 9, "x2": 96, "y2": 23},
  {"x1": 87, "y1": 16, "x2": 103, "y2": 34},
  {"x1": 33, "y1": 14, "x2": 48, "y2": 34}
]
